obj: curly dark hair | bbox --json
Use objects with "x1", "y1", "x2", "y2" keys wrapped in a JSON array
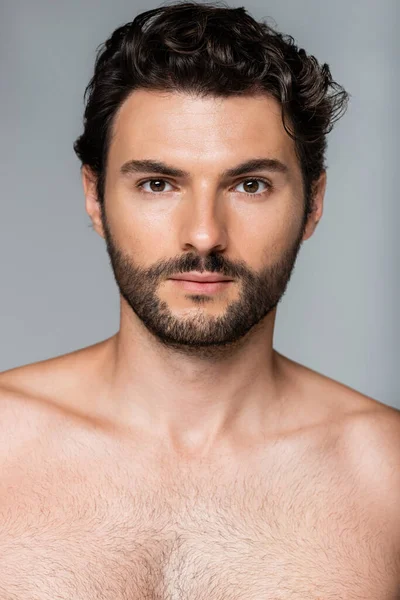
[{"x1": 73, "y1": 0, "x2": 350, "y2": 219}]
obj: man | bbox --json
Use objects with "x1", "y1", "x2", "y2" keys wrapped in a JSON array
[{"x1": 0, "y1": 1, "x2": 399, "y2": 598}]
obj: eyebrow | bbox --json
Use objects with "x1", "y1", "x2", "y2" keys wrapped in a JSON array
[{"x1": 119, "y1": 157, "x2": 289, "y2": 180}]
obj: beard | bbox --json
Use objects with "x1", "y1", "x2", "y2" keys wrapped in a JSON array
[{"x1": 100, "y1": 204, "x2": 306, "y2": 359}]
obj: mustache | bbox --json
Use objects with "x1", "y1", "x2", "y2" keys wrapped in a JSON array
[{"x1": 150, "y1": 254, "x2": 246, "y2": 281}]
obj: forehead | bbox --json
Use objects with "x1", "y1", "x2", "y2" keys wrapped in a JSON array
[{"x1": 108, "y1": 89, "x2": 298, "y2": 172}]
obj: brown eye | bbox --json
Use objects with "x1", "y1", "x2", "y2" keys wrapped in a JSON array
[
  {"x1": 235, "y1": 179, "x2": 271, "y2": 195},
  {"x1": 137, "y1": 179, "x2": 174, "y2": 193},
  {"x1": 244, "y1": 180, "x2": 260, "y2": 193},
  {"x1": 149, "y1": 180, "x2": 166, "y2": 192}
]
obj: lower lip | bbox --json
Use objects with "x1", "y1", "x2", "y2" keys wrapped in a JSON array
[{"x1": 170, "y1": 279, "x2": 233, "y2": 293}]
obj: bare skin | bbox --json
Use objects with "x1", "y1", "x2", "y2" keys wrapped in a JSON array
[{"x1": 0, "y1": 90, "x2": 399, "y2": 598}]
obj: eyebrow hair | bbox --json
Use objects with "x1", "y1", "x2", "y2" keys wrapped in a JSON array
[{"x1": 119, "y1": 157, "x2": 289, "y2": 179}]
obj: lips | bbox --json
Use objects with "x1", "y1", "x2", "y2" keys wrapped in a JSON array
[
  {"x1": 170, "y1": 279, "x2": 233, "y2": 293},
  {"x1": 169, "y1": 273, "x2": 233, "y2": 283}
]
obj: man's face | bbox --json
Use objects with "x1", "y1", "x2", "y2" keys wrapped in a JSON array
[{"x1": 86, "y1": 90, "x2": 318, "y2": 355}]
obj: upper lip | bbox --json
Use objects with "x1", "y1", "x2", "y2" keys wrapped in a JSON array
[{"x1": 170, "y1": 272, "x2": 233, "y2": 283}]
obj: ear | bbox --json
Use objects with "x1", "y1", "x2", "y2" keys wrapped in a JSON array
[
  {"x1": 81, "y1": 165, "x2": 105, "y2": 239},
  {"x1": 302, "y1": 170, "x2": 327, "y2": 242}
]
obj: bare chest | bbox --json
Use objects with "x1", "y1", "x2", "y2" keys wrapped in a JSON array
[{"x1": 0, "y1": 439, "x2": 397, "y2": 600}]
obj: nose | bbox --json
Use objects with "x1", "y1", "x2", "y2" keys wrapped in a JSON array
[{"x1": 178, "y1": 188, "x2": 228, "y2": 255}]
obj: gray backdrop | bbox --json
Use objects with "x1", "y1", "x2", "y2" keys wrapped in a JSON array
[{"x1": 1, "y1": 0, "x2": 398, "y2": 408}]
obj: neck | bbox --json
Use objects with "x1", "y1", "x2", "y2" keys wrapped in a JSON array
[{"x1": 97, "y1": 304, "x2": 286, "y2": 458}]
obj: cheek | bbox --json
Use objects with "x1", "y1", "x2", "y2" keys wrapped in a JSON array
[
  {"x1": 106, "y1": 184, "x2": 162, "y2": 238},
  {"x1": 114, "y1": 184, "x2": 178, "y2": 237},
  {"x1": 103, "y1": 206, "x2": 155, "y2": 266},
  {"x1": 239, "y1": 205, "x2": 302, "y2": 264}
]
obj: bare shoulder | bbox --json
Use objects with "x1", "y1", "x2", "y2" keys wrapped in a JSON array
[
  {"x1": 339, "y1": 393, "x2": 400, "y2": 521},
  {"x1": 340, "y1": 397, "x2": 400, "y2": 573},
  {"x1": 277, "y1": 350, "x2": 399, "y2": 425},
  {"x1": 0, "y1": 354, "x2": 79, "y2": 455},
  {"x1": 284, "y1": 351, "x2": 400, "y2": 474},
  {"x1": 0, "y1": 337, "x2": 112, "y2": 395},
  {"x1": 281, "y1": 352, "x2": 400, "y2": 559},
  {"x1": 0, "y1": 338, "x2": 114, "y2": 446}
]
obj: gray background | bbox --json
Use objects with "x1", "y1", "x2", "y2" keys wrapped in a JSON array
[{"x1": 1, "y1": 0, "x2": 398, "y2": 408}]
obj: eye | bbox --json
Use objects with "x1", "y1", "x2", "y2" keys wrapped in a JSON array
[
  {"x1": 135, "y1": 177, "x2": 272, "y2": 196},
  {"x1": 136, "y1": 179, "x2": 174, "y2": 193},
  {"x1": 234, "y1": 178, "x2": 272, "y2": 196}
]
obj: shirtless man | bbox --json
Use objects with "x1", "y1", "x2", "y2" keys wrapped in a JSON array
[{"x1": 0, "y1": 2, "x2": 399, "y2": 598}]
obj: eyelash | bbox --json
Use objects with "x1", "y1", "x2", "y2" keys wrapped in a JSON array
[{"x1": 135, "y1": 178, "x2": 273, "y2": 197}]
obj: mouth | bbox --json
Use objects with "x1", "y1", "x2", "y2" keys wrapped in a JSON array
[{"x1": 169, "y1": 279, "x2": 233, "y2": 294}]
